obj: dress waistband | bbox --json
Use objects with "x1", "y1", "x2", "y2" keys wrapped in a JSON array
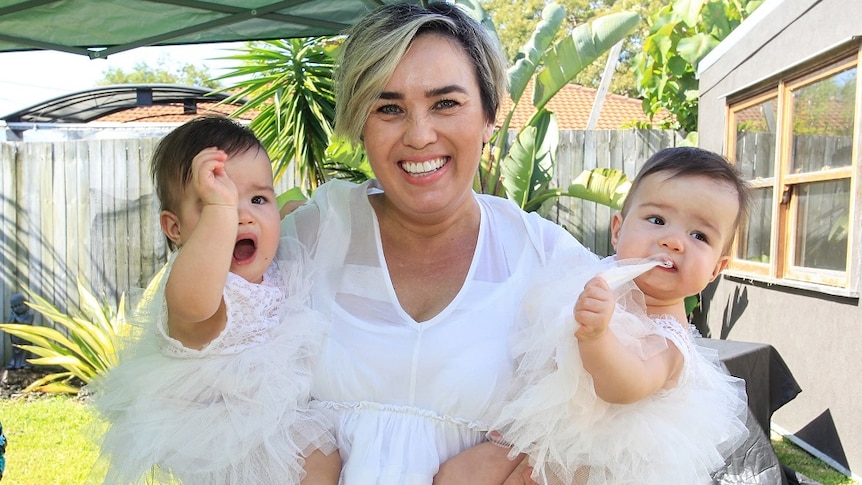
[{"x1": 311, "y1": 400, "x2": 490, "y2": 430}]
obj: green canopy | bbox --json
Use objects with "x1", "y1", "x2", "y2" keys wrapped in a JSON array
[{"x1": 0, "y1": 0, "x2": 421, "y2": 59}]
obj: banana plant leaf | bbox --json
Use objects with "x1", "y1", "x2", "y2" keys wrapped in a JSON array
[
  {"x1": 500, "y1": 110, "x2": 558, "y2": 209},
  {"x1": 533, "y1": 11, "x2": 640, "y2": 112},
  {"x1": 565, "y1": 167, "x2": 632, "y2": 210}
]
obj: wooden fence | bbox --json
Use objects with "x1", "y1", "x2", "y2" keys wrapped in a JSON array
[{"x1": 0, "y1": 129, "x2": 682, "y2": 363}]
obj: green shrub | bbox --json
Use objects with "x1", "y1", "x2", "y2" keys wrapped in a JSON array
[{"x1": 0, "y1": 280, "x2": 126, "y2": 394}]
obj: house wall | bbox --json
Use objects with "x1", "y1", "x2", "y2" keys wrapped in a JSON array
[{"x1": 698, "y1": 0, "x2": 862, "y2": 475}]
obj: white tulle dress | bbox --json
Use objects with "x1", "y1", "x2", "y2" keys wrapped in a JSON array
[
  {"x1": 491, "y1": 256, "x2": 750, "y2": 485},
  {"x1": 90, "y1": 246, "x2": 336, "y2": 485}
]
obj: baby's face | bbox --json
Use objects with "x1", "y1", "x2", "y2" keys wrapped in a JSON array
[
  {"x1": 611, "y1": 173, "x2": 739, "y2": 304},
  {"x1": 172, "y1": 148, "x2": 281, "y2": 284}
]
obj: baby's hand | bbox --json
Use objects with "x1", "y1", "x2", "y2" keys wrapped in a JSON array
[
  {"x1": 574, "y1": 275, "x2": 615, "y2": 342},
  {"x1": 191, "y1": 147, "x2": 237, "y2": 208}
]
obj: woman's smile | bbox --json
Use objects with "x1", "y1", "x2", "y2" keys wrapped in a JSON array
[{"x1": 400, "y1": 157, "x2": 449, "y2": 176}]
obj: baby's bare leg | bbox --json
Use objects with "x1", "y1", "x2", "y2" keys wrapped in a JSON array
[{"x1": 301, "y1": 449, "x2": 342, "y2": 485}]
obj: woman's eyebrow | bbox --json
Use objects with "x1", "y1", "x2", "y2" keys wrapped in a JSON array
[
  {"x1": 378, "y1": 85, "x2": 468, "y2": 100},
  {"x1": 426, "y1": 85, "x2": 467, "y2": 97}
]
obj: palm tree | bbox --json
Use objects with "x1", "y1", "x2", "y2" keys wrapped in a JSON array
[{"x1": 216, "y1": 38, "x2": 337, "y2": 192}]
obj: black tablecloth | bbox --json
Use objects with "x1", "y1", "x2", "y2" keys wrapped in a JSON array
[
  {"x1": 696, "y1": 338, "x2": 803, "y2": 485},
  {"x1": 696, "y1": 338, "x2": 802, "y2": 433}
]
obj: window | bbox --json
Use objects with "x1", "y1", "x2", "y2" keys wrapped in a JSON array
[{"x1": 727, "y1": 53, "x2": 859, "y2": 293}]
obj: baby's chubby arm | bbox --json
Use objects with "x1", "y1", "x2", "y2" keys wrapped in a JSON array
[
  {"x1": 165, "y1": 148, "x2": 238, "y2": 347},
  {"x1": 575, "y1": 276, "x2": 681, "y2": 404}
]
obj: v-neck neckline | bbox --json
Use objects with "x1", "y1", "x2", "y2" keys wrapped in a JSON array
[{"x1": 367, "y1": 190, "x2": 485, "y2": 329}]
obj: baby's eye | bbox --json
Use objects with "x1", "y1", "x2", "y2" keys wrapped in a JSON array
[
  {"x1": 646, "y1": 216, "x2": 664, "y2": 225},
  {"x1": 690, "y1": 232, "x2": 708, "y2": 243},
  {"x1": 251, "y1": 195, "x2": 268, "y2": 205}
]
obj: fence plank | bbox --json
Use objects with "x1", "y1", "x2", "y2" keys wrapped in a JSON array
[
  {"x1": 49, "y1": 144, "x2": 67, "y2": 311},
  {"x1": 0, "y1": 143, "x2": 17, "y2": 364}
]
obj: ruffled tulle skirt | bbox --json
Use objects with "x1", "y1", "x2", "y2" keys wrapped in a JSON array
[
  {"x1": 492, "y1": 257, "x2": 749, "y2": 485},
  {"x1": 89, "y1": 311, "x2": 336, "y2": 485}
]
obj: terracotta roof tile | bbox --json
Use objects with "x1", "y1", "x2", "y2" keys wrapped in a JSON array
[{"x1": 501, "y1": 80, "x2": 671, "y2": 129}]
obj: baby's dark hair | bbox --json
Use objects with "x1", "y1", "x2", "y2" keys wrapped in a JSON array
[
  {"x1": 621, "y1": 147, "x2": 751, "y2": 253},
  {"x1": 151, "y1": 115, "x2": 263, "y2": 215}
]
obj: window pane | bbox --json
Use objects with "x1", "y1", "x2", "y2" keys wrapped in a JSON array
[
  {"x1": 737, "y1": 187, "x2": 772, "y2": 263},
  {"x1": 793, "y1": 179, "x2": 850, "y2": 271},
  {"x1": 735, "y1": 99, "x2": 778, "y2": 179},
  {"x1": 791, "y1": 67, "x2": 856, "y2": 172}
]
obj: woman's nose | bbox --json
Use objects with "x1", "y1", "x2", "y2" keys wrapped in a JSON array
[{"x1": 402, "y1": 114, "x2": 437, "y2": 148}]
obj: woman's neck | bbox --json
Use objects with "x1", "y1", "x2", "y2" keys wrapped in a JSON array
[{"x1": 369, "y1": 192, "x2": 481, "y2": 241}]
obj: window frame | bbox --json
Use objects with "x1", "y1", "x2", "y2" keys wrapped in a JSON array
[{"x1": 724, "y1": 50, "x2": 861, "y2": 296}]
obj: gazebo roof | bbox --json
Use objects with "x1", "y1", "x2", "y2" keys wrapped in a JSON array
[
  {"x1": 1, "y1": 84, "x2": 240, "y2": 123},
  {"x1": 0, "y1": 1, "x2": 419, "y2": 59}
]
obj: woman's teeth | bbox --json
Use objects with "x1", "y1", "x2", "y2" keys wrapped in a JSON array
[{"x1": 401, "y1": 157, "x2": 446, "y2": 175}]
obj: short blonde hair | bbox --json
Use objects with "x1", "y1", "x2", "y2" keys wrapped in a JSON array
[{"x1": 334, "y1": 2, "x2": 508, "y2": 144}]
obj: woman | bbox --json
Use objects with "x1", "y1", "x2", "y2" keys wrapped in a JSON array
[{"x1": 281, "y1": 3, "x2": 596, "y2": 483}]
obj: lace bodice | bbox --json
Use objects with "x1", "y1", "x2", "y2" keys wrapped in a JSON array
[{"x1": 156, "y1": 259, "x2": 289, "y2": 357}]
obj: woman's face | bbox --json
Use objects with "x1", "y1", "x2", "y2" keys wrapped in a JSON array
[{"x1": 362, "y1": 33, "x2": 494, "y2": 220}]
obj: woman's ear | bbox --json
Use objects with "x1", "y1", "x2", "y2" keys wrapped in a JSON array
[
  {"x1": 482, "y1": 119, "x2": 494, "y2": 144},
  {"x1": 160, "y1": 211, "x2": 183, "y2": 247}
]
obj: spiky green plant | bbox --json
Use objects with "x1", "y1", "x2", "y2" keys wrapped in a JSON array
[
  {"x1": 0, "y1": 280, "x2": 126, "y2": 394},
  {"x1": 215, "y1": 37, "x2": 338, "y2": 192}
]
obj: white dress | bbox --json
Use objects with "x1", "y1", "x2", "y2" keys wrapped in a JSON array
[
  {"x1": 280, "y1": 179, "x2": 598, "y2": 485},
  {"x1": 491, "y1": 256, "x2": 750, "y2": 485},
  {"x1": 90, "y1": 244, "x2": 336, "y2": 485}
]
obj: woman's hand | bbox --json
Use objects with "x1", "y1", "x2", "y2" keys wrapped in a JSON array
[{"x1": 433, "y1": 442, "x2": 524, "y2": 485}]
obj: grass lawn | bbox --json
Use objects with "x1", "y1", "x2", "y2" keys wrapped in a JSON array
[
  {"x1": 0, "y1": 396, "x2": 104, "y2": 484},
  {"x1": 0, "y1": 395, "x2": 858, "y2": 484}
]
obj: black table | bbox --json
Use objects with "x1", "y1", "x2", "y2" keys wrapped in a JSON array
[
  {"x1": 697, "y1": 338, "x2": 803, "y2": 485},
  {"x1": 696, "y1": 337, "x2": 802, "y2": 433}
]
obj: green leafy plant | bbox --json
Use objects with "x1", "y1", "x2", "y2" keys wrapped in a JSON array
[
  {"x1": 0, "y1": 280, "x2": 126, "y2": 394},
  {"x1": 633, "y1": 0, "x2": 763, "y2": 133},
  {"x1": 215, "y1": 38, "x2": 339, "y2": 192},
  {"x1": 475, "y1": 2, "x2": 640, "y2": 213}
]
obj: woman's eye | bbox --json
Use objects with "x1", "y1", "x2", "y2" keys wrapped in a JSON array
[
  {"x1": 435, "y1": 99, "x2": 459, "y2": 109},
  {"x1": 376, "y1": 104, "x2": 402, "y2": 115},
  {"x1": 646, "y1": 216, "x2": 664, "y2": 225},
  {"x1": 251, "y1": 195, "x2": 267, "y2": 205}
]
